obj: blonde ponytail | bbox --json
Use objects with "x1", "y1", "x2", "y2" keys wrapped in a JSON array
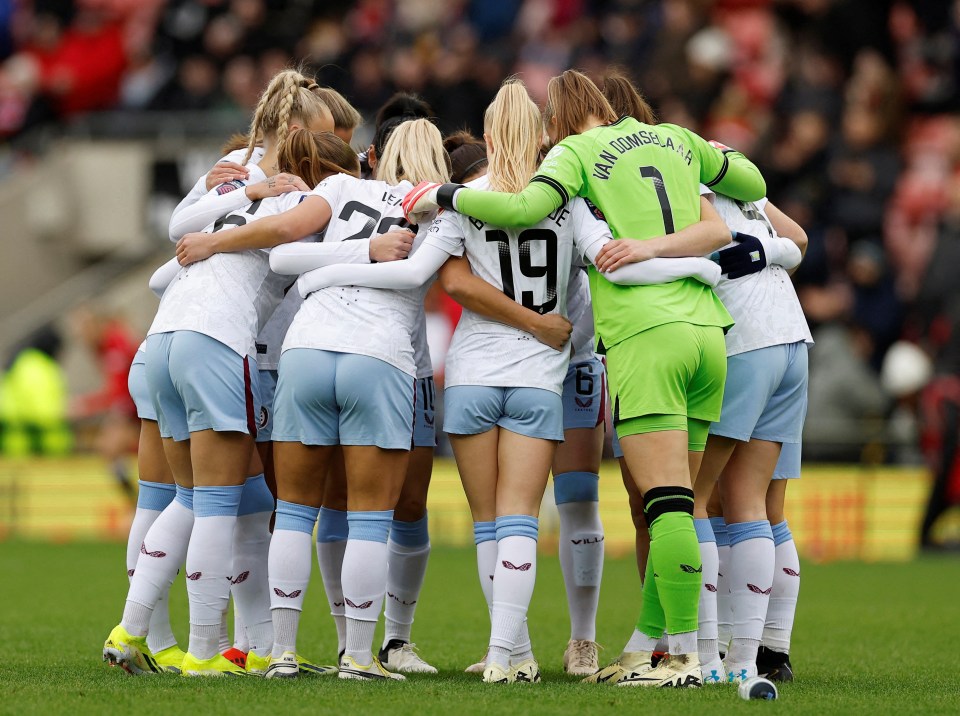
[
  {"x1": 483, "y1": 79, "x2": 541, "y2": 194},
  {"x1": 242, "y1": 69, "x2": 330, "y2": 165},
  {"x1": 376, "y1": 119, "x2": 450, "y2": 186}
]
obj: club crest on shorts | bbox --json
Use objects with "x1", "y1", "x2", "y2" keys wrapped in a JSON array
[{"x1": 258, "y1": 406, "x2": 269, "y2": 429}]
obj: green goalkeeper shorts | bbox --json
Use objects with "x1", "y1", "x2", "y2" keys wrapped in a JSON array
[{"x1": 606, "y1": 321, "x2": 727, "y2": 439}]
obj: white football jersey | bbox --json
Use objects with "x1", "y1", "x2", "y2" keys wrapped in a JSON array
[
  {"x1": 282, "y1": 174, "x2": 425, "y2": 376},
  {"x1": 149, "y1": 190, "x2": 308, "y2": 358},
  {"x1": 425, "y1": 175, "x2": 610, "y2": 395},
  {"x1": 256, "y1": 288, "x2": 302, "y2": 371},
  {"x1": 711, "y1": 195, "x2": 813, "y2": 356},
  {"x1": 411, "y1": 283, "x2": 434, "y2": 379},
  {"x1": 567, "y1": 266, "x2": 596, "y2": 365}
]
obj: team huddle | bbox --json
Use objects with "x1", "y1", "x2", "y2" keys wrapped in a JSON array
[{"x1": 102, "y1": 65, "x2": 809, "y2": 690}]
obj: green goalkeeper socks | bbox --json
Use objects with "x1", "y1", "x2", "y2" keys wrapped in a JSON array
[
  {"x1": 636, "y1": 554, "x2": 666, "y2": 640},
  {"x1": 641, "y1": 486, "x2": 701, "y2": 636}
]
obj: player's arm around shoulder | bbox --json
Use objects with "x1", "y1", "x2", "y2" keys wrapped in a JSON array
[
  {"x1": 177, "y1": 195, "x2": 332, "y2": 266},
  {"x1": 673, "y1": 125, "x2": 766, "y2": 202}
]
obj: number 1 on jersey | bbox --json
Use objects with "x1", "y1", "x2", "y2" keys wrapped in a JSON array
[{"x1": 639, "y1": 166, "x2": 674, "y2": 234}]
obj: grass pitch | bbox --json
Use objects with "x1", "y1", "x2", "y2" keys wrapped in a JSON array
[{"x1": 2, "y1": 542, "x2": 959, "y2": 715}]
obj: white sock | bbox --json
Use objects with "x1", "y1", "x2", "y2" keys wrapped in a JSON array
[
  {"x1": 126, "y1": 480, "x2": 178, "y2": 652},
  {"x1": 219, "y1": 610, "x2": 231, "y2": 652},
  {"x1": 317, "y1": 508, "x2": 348, "y2": 655},
  {"x1": 474, "y1": 522, "x2": 497, "y2": 610},
  {"x1": 694, "y1": 518, "x2": 720, "y2": 665},
  {"x1": 231, "y1": 475, "x2": 275, "y2": 657},
  {"x1": 147, "y1": 593, "x2": 177, "y2": 653},
  {"x1": 233, "y1": 611, "x2": 248, "y2": 653},
  {"x1": 383, "y1": 517, "x2": 430, "y2": 647},
  {"x1": 273, "y1": 608, "x2": 300, "y2": 657},
  {"x1": 511, "y1": 620, "x2": 534, "y2": 663},
  {"x1": 727, "y1": 520, "x2": 774, "y2": 667},
  {"x1": 343, "y1": 511, "x2": 392, "y2": 666},
  {"x1": 668, "y1": 630, "x2": 698, "y2": 656},
  {"x1": 764, "y1": 521, "x2": 800, "y2": 653},
  {"x1": 488, "y1": 516, "x2": 539, "y2": 668},
  {"x1": 711, "y1": 517, "x2": 732, "y2": 653},
  {"x1": 122, "y1": 490, "x2": 194, "y2": 636},
  {"x1": 269, "y1": 500, "x2": 319, "y2": 658},
  {"x1": 555, "y1": 477, "x2": 603, "y2": 642},
  {"x1": 624, "y1": 628, "x2": 660, "y2": 653},
  {"x1": 186, "y1": 485, "x2": 243, "y2": 660}
]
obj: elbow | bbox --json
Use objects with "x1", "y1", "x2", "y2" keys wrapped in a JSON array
[
  {"x1": 273, "y1": 224, "x2": 298, "y2": 247},
  {"x1": 791, "y1": 227, "x2": 809, "y2": 256},
  {"x1": 439, "y1": 271, "x2": 467, "y2": 303},
  {"x1": 269, "y1": 249, "x2": 295, "y2": 275}
]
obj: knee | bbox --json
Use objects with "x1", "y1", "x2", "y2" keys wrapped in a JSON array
[{"x1": 393, "y1": 492, "x2": 427, "y2": 521}]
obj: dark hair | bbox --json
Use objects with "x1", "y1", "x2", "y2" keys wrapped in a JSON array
[
  {"x1": 375, "y1": 92, "x2": 434, "y2": 129},
  {"x1": 602, "y1": 70, "x2": 657, "y2": 125},
  {"x1": 370, "y1": 93, "x2": 435, "y2": 159},
  {"x1": 444, "y1": 131, "x2": 487, "y2": 184}
]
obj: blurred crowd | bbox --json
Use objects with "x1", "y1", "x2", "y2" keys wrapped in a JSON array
[{"x1": 1, "y1": 0, "x2": 960, "y2": 470}]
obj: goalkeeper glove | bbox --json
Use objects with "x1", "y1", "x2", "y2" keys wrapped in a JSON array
[{"x1": 402, "y1": 182, "x2": 464, "y2": 224}]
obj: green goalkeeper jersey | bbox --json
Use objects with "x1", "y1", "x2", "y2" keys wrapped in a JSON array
[{"x1": 455, "y1": 117, "x2": 767, "y2": 350}]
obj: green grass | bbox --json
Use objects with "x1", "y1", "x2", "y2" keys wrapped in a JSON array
[{"x1": 2, "y1": 543, "x2": 959, "y2": 715}]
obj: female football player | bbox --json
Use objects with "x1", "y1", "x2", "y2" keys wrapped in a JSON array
[
  {"x1": 693, "y1": 185, "x2": 808, "y2": 683},
  {"x1": 441, "y1": 128, "x2": 605, "y2": 675}
]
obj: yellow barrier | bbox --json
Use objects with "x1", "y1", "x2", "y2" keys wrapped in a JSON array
[{"x1": 0, "y1": 457, "x2": 947, "y2": 561}]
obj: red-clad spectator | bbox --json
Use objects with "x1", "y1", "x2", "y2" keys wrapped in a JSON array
[
  {"x1": 23, "y1": 11, "x2": 127, "y2": 117},
  {"x1": 70, "y1": 306, "x2": 140, "y2": 502}
]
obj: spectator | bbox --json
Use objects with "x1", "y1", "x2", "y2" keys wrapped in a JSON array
[{"x1": 0, "y1": 326, "x2": 72, "y2": 457}]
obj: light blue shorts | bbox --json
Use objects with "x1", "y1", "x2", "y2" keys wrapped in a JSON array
[
  {"x1": 272, "y1": 349, "x2": 415, "y2": 450},
  {"x1": 562, "y1": 357, "x2": 606, "y2": 431},
  {"x1": 128, "y1": 350, "x2": 156, "y2": 422},
  {"x1": 710, "y1": 342, "x2": 808, "y2": 444},
  {"x1": 773, "y1": 441, "x2": 801, "y2": 480},
  {"x1": 256, "y1": 369, "x2": 278, "y2": 443},
  {"x1": 146, "y1": 331, "x2": 260, "y2": 442},
  {"x1": 413, "y1": 377, "x2": 437, "y2": 448},
  {"x1": 444, "y1": 385, "x2": 564, "y2": 441}
]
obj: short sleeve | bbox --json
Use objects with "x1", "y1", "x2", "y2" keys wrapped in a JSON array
[
  {"x1": 423, "y1": 209, "x2": 465, "y2": 257},
  {"x1": 531, "y1": 141, "x2": 586, "y2": 205},
  {"x1": 274, "y1": 191, "x2": 310, "y2": 213},
  {"x1": 311, "y1": 173, "x2": 348, "y2": 209},
  {"x1": 571, "y1": 198, "x2": 613, "y2": 264}
]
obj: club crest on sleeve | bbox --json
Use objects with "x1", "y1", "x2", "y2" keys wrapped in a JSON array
[
  {"x1": 584, "y1": 198, "x2": 606, "y2": 221},
  {"x1": 216, "y1": 180, "x2": 244, "y2": 195}
]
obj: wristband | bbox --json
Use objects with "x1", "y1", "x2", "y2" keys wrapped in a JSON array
[{"x1": 436, "y1": 183, "x2": 464, "y2": 211}]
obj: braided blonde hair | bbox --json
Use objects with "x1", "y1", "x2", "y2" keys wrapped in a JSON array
[
  {"x1": 242, "y1": 69, "x2": 331, "y2": 165},
  {"x1": 483, "y1": 79, "x2": 541, "y2": 194}
]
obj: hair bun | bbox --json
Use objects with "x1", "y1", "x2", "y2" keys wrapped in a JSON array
[{"x1": 443, "y1": 130, "x2": 480, "y2": 153}]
